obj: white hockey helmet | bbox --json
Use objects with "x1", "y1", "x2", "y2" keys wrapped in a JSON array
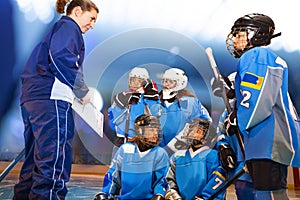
[
  {"x1": 129, "y1": 67, "x2": 149, "y2": 80},
  {"x1": 162, "y1": 68, "x2": 188, "y2": 91},
  {"x1": 128, "y1": 67, "x2": 150, "y2": 90}
]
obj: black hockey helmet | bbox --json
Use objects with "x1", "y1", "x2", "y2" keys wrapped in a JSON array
[
  {"x1": 186, "y1": 118, "x2": 210, "y2": 147},
  {"x1": 226, "y1": 13, "x2": 281, "y2": 58},
  {"x1": 134, "y1": 114, "x2": 162, "y2": 147}
]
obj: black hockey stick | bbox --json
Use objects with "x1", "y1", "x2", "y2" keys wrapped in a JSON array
[
  {"x1": 0, "y1": 148, "x2": 25, "y2": 182},
  {"x1": 208, "y1": 165, "x2": 248, "y2": 200}
]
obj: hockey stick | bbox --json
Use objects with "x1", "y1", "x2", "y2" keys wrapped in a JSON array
[
  {"x1": 0, "y1": 148, "x2": 25, "y2": 182},
  {"x1": 208, "y1": 165, "x2": 248, "y2": 200},
  {"x1": 206, "y1": 48, "x2": 232, "y2": 113},
  {"x1": 124, "y1": 104, "x2": 132, "y2": 143},
  {"x1": 205, "y1": 47, "x2": 248, "y2": 199},
  {"x1": 205, "y1": 47, "x2": 245, "y2": 158}
]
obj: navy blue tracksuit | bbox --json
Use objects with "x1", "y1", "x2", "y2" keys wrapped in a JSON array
[{"x1": 14, "y1": 16, "x2": 88, "y2": 199}]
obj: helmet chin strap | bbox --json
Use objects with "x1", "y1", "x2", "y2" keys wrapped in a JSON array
[
  {"x1": 162, "y1": 89, "x2": 177, "y2": 100},
  {"x1": 191, "y1": 143, "x2": 203, "y2": 151},
  {"x1": 136, "y1": 140, "x2": 152, "y2": 152}
]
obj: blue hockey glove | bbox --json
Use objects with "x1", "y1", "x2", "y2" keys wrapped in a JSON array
[{"x1": 224, "y1": 110, "x2": 238, "y2": 136}]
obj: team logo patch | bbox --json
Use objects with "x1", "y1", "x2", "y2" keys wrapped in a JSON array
[{"x1": 241, "y1": 72, "x2": 264, "y2": 90}]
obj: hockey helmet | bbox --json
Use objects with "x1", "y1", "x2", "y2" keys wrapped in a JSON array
[
  {"x1": 128, "y1": 67, "x2": 149, "y2": 90},
  {"x1": 134, "y1": 114, "x2": 162, "y2": 147},
  {"x1": 226, "y1": 13, "x2": 281, "y2": 58},
  {"x1": 186, "y1": 118, "x2": 210, "y2": 147},
  {"x1": 162, "y1": 68, "x2": 188, "y2": 92}
]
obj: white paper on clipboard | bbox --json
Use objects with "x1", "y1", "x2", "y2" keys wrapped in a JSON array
[{"x1": 72, "y1": 88, "x2": 104, "y2": 137}]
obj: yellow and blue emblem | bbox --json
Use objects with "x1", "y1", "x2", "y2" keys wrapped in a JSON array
[{"x1": 241, "y1": 72, "x2": 264, "y2": 90}]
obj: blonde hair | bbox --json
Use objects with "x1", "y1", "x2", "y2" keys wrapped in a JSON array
[{"x1": 55, "y1": 0, "x2": 99, "y2": 15}]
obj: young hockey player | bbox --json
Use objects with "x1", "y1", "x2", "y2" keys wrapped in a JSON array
[
  {"x1": 225, "y1": 13, "x2": 300, "y2": 199},
  {"x1": 159, "y1": 68, "x2": 211, "y2": 154},
  {"x1": 94, "y1": 114, "x2": 169, "y2": 200},
  {"x1": 108, "y1": 67, "x2": 160, "y2": 143},
  {"x1": 165, "y1": 118, "x2": 227, "y2": 200},
  {"x1": 102, "y1": 67, "x2": 163, "y2": 194}
]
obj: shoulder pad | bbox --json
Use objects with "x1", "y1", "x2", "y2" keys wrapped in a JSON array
[
  {"x1": 122, "y1": 143, "x2": 135, "y2": 154},
  {"x1": 174, "y1": 149, "x2": 186, "y2": 157}
]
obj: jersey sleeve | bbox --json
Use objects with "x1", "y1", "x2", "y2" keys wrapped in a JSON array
[
  {"x1": 189, "y1": 97, "x2": 212, "y2": 122},
  {"x1": 236, "y1": 49, "x2": 283, "y2": 134},
  {"x1": 166, "y1": 155, "x2": 180, "y2": 192},
  {"x1": 107, "y1": 102, "x2": 128, "y2": 137},
  {"x1": 152, "y1": 149, "x2": 170, "y2": 196},
  {"x1": 49, "y1": 21, "x2": 88, "y2": 99},
  {"x1": 109, "y1": 147, "x2": 123, "y2": 196},
  {"x1": 215, "y1": 109, "x2": 230, "y2": 149},
  {"x1": 201, "y1": 150, "x2": 227, "y2": 200}
]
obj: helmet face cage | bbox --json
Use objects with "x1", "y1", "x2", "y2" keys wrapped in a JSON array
[
  {"x1": 134, "y1": 115, "x2": 162, "y2": 147},
  {"x1": 226, "y1": 27, "x2": 257, "y2": 58},
  {"x1": 162, "y1": 68, "x2": 188, "y2": 92},
  {"x1": 186, "y1": 119, "x2": 210, "y2": 147},
  {"x1": 226, "y1": 13, "x2": 276, "y2": 58},
  {"x1": 138, "y1": 126, "x2": 162, "y2": 147}
]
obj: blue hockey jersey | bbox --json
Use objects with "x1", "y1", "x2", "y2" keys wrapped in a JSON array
[
  {"x1": 159, "y1": 96, "x2": 211, "y2": 147},
  {"x1": 108, "y1": 142, "x2": 169, "y2": 200},
  {"x1": 167, "y1": 146, "x2": 227, "y2": 200},
  {"x1": 235, "y1": 46, "x2": 300, "y2": 167},
  {"x1": 108, "y1": 95, "x2": 163, "y2": 138}
]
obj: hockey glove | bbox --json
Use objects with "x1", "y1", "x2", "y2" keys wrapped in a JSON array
[
  {"x1": 193, "y1": 196, "x2": 203, "y2": 200},
  {"x1": 114, "y1": 91, "x2": 141, "y2": 108},
  {"x1": 218, "y1": 144, "x2": 237, "y2": 171},
  {"x1": 94, "y1": 192, "x2": 115, "y2": 200},
  {"x1": 224, "y1": 110, "x2": 238, "y2": 136},
  {"x1": 143, "y1": 79, "x2": 159, "y2": 100},
  {"x1": 152, "y1": 194, "x2": 165, "y2": 200},
  {"x1": 114, "y1": 136, "x2": 125, "y2": 147},
  {"x1": 165, "y1": 189, "x2": 182, "y2": 200},
  {"x1": 174, "y1": 138, "x2": 189, "y2": 150},
  {"x1": 211, "y1": 74, "x2": 235, "y2": 99}
]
